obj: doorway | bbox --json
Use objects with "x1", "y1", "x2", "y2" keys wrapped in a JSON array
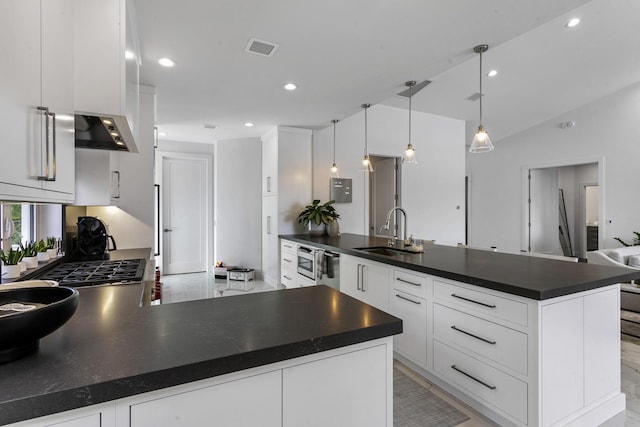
[
  {"x1": 368, "y1": 156, "x2": 401, "y2": 238},
  {"x1": 525, "y1": 162, "x2": 599, "y2": 258},
  {"x1": 160, "y1": 154, "x2": 209, "y2": 275}
]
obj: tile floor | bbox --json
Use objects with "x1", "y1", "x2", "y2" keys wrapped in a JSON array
[{"x1": 160, "y1": 272, "x2": 640, "y2": 426}]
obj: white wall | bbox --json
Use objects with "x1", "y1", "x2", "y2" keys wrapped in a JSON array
[
  {"x1": 467, "y1": 82, "x2": 640, "y2": 253},
  {"x1": 214, "y1": 137, "x2": 262, "y2": 270},
  {"x1": 313, "y1": 104, "x2": 466, "y2": 245},
  {"x1": 89, "y1": 88, "x2": 156, "y2": 249}
]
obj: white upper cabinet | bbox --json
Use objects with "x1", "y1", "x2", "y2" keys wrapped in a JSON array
[
  {"x1": 0, "y1": 0, "x2": 75, "y2": 202},
  {"x1": 74, "y1": 0, "x2": 139, "y2": 136}
]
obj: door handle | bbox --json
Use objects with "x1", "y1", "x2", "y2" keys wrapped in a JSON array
[
  {"x1": 163, "y1": 228, "x2": 173, "y2": 232},
  {"x1": 36, "y1": 106, "x2": 51, "y2": 181}
]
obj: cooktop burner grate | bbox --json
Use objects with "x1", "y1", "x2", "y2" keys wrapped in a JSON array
[{"x1": 39, "y1": 259, "x2": 145, "y2": 287}]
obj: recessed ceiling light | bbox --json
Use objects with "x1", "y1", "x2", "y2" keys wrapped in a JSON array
[
  {"x1": 487, "y1": 70, "x2": 498, "y2": 77},
  {"x1": 158, "y1": 57, "x2": 175, "y2": 67},
  {"x1": 244, "y1": 122, "x2": 254, "y2": 127},
  {"x1": 566, "y1": 18, "x2": 580, "y2": 28},
  {"x1": 125, "y1": 50, "x2": 135, "y2": 60},
  {"x1": 283, "y1": 83, "x2": 297, "y2": 91}
]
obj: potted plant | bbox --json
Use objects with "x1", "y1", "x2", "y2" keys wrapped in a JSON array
[
  {"x1": 36, "y1": 239, "x2": 49, "y2": 262},
  {"x1": 21, "y1": 241, "x2": 39, "y2": 269},
  {"x1": 1, "y1": 247, "x2": 23, "y2": 279},
  {"x1": 46, "y1": 236, "x2": 57, "y2": 258},
  {"x1": 296, "y1": 200, "x2": 340, "y2": 236}
]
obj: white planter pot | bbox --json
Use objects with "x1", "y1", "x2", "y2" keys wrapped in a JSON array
[
  {"x1": 19, "y1": 261, "x2": 26, "y2": 272},
  {"x1": 23, "y1": 256, "x2": 38, "y2": 269},
  {"x1": 308, "y1": 222, "x2": 326, "y2": 236},
  {"x1": 1, "y1": 264, "x2": 21, "y2": 279},
  {"x1": 37, "y1": 252, "x2": 50, "y2": 262},
  {"x1": 47, "y1": 248, "x2": 57, "y2": 258}
]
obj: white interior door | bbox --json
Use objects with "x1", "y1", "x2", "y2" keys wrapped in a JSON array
[
  {"x1": 529, "y1": 168, "x2": 559, "y2": 254},
  {"x1": 162, "y1": 155, "x2": 207, "y2": 274}
]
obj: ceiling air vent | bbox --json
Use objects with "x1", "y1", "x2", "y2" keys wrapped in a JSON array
[
  {"x1": 245, "y1": 38, "x2": 279, "y2": 57},
  {"x1": 466, "y1": 92, "x2": 482, "y2": 101}
]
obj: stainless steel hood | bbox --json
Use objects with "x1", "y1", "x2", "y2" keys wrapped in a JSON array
[{"x1": 75, "y1": 114, "x2": 138, "y2": 153}]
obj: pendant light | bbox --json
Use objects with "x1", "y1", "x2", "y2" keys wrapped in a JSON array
[
  {"x1": 360, "y1": 104, "x2": 374, "y2": 172},
  {"x1": 330, "y1": 119, "x2": 339, "y2": 177},
  {"x1": 469, "y1": 44, "x2": 494, "y2": 153},
  {"x1": 402, "y1": 81, "x2": 418, "y2": 164}
]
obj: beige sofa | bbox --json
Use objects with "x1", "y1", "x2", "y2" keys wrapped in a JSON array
[{"x1": 587, "y1": 246, "x2": 640, "y2": 270}]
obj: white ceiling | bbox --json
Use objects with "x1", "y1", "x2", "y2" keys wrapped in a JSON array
[{"x1": 134, "y1": 0, "x2": 640, "y2": 145}]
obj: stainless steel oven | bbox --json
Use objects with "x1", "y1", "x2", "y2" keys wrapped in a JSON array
[{"x1": 297, "y1": 245, "x2": 317, "y2": 281}]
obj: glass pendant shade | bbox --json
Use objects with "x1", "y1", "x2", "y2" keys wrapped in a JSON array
[
  {"x1": 402, "y1": 143, "x2": 417, "y2": 164},
  {"x1": 469, "y1": 125, "x2": 494, "y2": 153},
  {"x1": 360, "y1": 155, "x2": 374, "y2": 172},
  {"x1": 330, "y1": 163, "x2": 339, "y2": 177},
  {"x1": 361, "y1": 104, "x2": 373, "y2": 172}
]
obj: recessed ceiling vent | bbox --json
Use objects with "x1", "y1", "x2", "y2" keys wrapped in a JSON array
[
  {"x1": 466, "y1": 92, "x2": 482, "y2": 101},
  {"x1": 245, "y1": 38, "x2": 279, "y2": 57},
  {"x1": 397, "y1": 80, "x2": 431, "y2": 97}
]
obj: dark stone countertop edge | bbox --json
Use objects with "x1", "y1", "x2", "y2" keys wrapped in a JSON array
[{"x1": 281, "y1": 234, "x2": 640, "y2": 300}]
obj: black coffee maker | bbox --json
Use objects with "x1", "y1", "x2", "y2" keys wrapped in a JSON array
[{"x1": 71, "y1": 216, "x2": 117, "y2": 260}]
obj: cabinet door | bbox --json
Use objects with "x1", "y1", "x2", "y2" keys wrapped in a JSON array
[
  {"x1": 40, "y1": 0, "x2": 74, "y2": 197},
  {"x1": 391, "y1": 290, "x2": 428, "y2": 369},
  {"x1": 130, "y1": 371, "x2": 281, "y2": 427},
  {"x1": 0, "y1": 0, "x2": 42, "y2": 191},
  {"x1": 339, "y1": 254, "x2": 363, "y2": 300},
  {"x1": 261, "y1": 131, "x2": 277, "y2": 195},
  {"x1": 262, "y1": 195, "x2": 279, "y2": 284},
  {"x1": 283, "y1": 344, "x2": 389, "y2": 427},
  {"x1": 361, "y1": 259, "x2": 390, "y2": 311}
]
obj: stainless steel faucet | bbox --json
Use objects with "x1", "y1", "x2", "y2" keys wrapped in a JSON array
[{"x1": 383, "y1": 207, "x2": 409, "y2": 246}]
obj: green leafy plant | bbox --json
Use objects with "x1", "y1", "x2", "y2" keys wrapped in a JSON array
[
  {"x1": 36, "y1": 239, "x2": 48, "y2": 253},
  {"x1": 21, "y1": 241, "x2": 37, "y2": 257},
  {"x1": 615, "y1": 231, "x2": 640, "y2": 247},
  {"x1": 296, "y1": 200, "x2": 340, "y2": 226},
  {"x1": 46, "y1": 236, "x2": 56, "y2": 250},
  {"x1": 0, "y1": 248, "x2": 23, "y2": 266}
]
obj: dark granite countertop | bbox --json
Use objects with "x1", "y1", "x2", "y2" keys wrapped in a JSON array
[
  {"x1": 281, "y1": 233, "x2": 640, "y2": 300},
  {"x1": 0, "y1": 284, "x2": 401, "y2": 425}
]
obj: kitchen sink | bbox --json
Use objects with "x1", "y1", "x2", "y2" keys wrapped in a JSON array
[{"x1": 353, "y1": 246, "x2": 416, "y2": 256}]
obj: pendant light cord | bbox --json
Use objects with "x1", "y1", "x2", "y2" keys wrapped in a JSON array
[
  {"x1": 364, "y1": 105, "x2": 368, "y2": 156},
  {"x1": 479, "y1": 49, "x2": 483, "y2": 126},
  {"x1": 409, "y1": 84, "x2": 413, "y2": 146},
  {"x1": 332, "y1": 120, "x2": 337, "y2": 164}
]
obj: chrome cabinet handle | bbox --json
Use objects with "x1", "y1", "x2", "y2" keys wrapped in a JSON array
[
  {"x1": 356, "y1": 264, "x2": 362, "y2": 291},
  {"x1": 451, "y1": 293, "x2": 496, "y2": 308},
  {"x1": 361, "y1": 265, "x2": 366, "y2": 292},
  {"x1": 451, "y1": 365, "x2": 496, "y2": 390},
  {"x1": 163, "y1": 229, "x2": 173, "y2": 232},
  {"x1": 50, "y1": 111, "x2": 57, "y2": 181},
  {"x1": 36, "y1": 106, "x2": 51, "y2": 181},
  {"x1": 283, "y1": 258, "x2": 292, "y2": 263},
  {"x1": 451, "y1": 325, "x2": 496, "y2": 345},
  {"x1": 266, "y1": 176, "x2": 271, "y2": 192},
  {"x1": 396, "y1": 277, "x2": 421, "y2": 287},
  {"x1": 283, "y1": 244, "x2": 293, "y2": 249},
  {"x1": 396, "y1": 294, "x2": 421, "y2": 305},
  {"x1": 283, "y1": 275, "x2": 291, "y2": 281},
  {"x1": 267, "y1": 216, "x2": 271, "y2": 234}
]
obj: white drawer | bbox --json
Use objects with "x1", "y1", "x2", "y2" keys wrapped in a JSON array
[
  {"x1": 434, "y1": 341, "x2": 528, "y2": 425},
  {"x1": 280, "y1": 240, "x2": 297, "y2": 255},
  {"x1": 433, "y1": 280, "x2": 528, "y2": 327},
  {"x1": 434, "y1": 303, "x2": 528, "y2": 375},
  {"x1": 392, "y1": 269, "x2": 430, "y2": 299},
  {"x1": 281, "y1": 252, "x2": 296, "y2": 270},
  {"x1": 280, "y1": 271, "x2": 296, "y2": 288}
]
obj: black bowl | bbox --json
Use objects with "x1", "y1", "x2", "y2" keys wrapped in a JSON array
[{"x1": 0, "y1": 286, "x2": 79, "y2": 364}]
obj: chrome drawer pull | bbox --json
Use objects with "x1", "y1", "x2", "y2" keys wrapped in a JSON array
[
  {"x1": 283, "y1": 258, "x2": 293, "y2": 263},
  {"x1": 451, "y1": 293, "x2": 496, "y2": 308},
  {"x1": 451, "y1": 325, "x2": 496, "y2": 345},
  {"x1": 451, "y1": 365, "x2": 496, "y2": 390},
  {"x1": 283, "y1": 275, "x2": 292, "y2": 280},
  {"x1": 283, "y1": 244, "x2": 293, "y2": 249},
  {"x1": 396, "y1": 294, "x2": 421, "y2": 305},
  {"x1": 396, "y1": 277, "x2": 421, "y2": 287}
]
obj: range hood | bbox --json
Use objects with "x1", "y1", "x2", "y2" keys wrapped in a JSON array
[{"x1": 75, "y1": 114, "x2": 138, "y2": 153}]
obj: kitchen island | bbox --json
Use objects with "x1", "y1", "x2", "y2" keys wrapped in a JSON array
[
  {"x1": 282, "y1": 233, "x2": 640, "y2": 427},
  {"x1": 0, "y1": 283, "x2": 401, "y2": 426}
]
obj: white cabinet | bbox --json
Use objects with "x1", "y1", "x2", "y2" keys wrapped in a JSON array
[
  {"x1": 0, "y1": 0, "x2": 75, "y2": 203},
  {"x1": 261, "y1": 127, "x2": 311, "y2": 285},
  {"x1": 340, "y1": 254, "x2": 389, "y2": 311},
  {"x1": 129, "y1": 371, "x2": 282, "y2": 427},
  {"x1": 283, "y1": 342, "x2": 389, "y2": 427},
  {"x1": 390, "y1": 269, "x2": 430, "y2": 370},
  {"x1": 74, "y1": 150, "x2": 121, "y2": 206},
  {"x1": 74, "y1": 0, "x2": 139, "y2": 136}
]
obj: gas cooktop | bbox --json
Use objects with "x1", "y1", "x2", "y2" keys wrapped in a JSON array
[{"x1": 39, "y1": 259, "x2": 145, "y2": 287}]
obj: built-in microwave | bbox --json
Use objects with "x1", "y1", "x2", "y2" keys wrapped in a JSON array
[{"x1": 297, "y1": 245, "x2": 317, "y2": 281}]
